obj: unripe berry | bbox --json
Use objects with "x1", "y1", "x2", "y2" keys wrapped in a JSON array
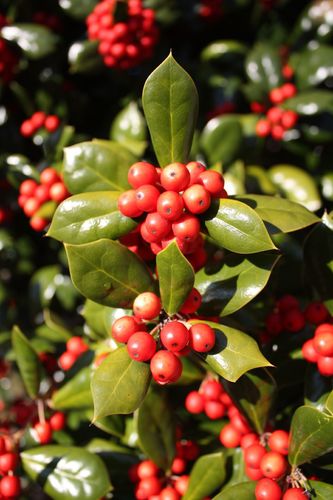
[
  {"x1": 133, "y1": 292, "x2": 161, "y2": 320},
  {"x1": 182, "y1": 184, "x2": 211, "y2": 214},
  {"x1": 150, "y1": 350, "x2": 183, "y2": 384},
  {"x1": 127, "y1": 331, "x2": 156, "y2": 361},
  {"x1": 189, "y1": 323, "x2": 215, "y2": 352},
  {"x1": 128, "y1": 162, "x2": 159, "y2": 188},
  {"x1": 160, "y1": 321, "x2": 189, "y2": 352},
  {"x1": 112, "y1": 315, "x2": 141, "y2": 343},
  {"x1": 160, "y1": 163, "x2": 190, "y2": 191}
]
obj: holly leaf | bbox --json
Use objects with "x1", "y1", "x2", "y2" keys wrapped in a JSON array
[
  {"x1": 1, "y1": 24, "x2": 59, "y2": 59},
  {"x1": 304, "y1": 365, "x2": 333, "y2": 411},
  {"x1": 183, "y1": 452, "x2": 226, "y2": 500},
  {"x1": 21, "y1": 445, "x2": 111, "y2": 500},
  {"x1": 204, "y1": 199, "x2": 276, "y2": 254},
  {"x1": 137, "y1": 389, "x2": 176, "y2": 470},
  {"x1": 52, "y1": 367, "x2": 93, "y2": 410},
  {"x1": 189, "y1": 321, "x2": 272, "y2": 383},
  {"x1": 110, "y1": 101, "x2": 147, "y2": 156},
  {"x1": 282, "y1": 90, "x2": 333, "y2": 116},
  {"x1": 142, "y1": 53, "x2": 198, "y2": 167},
  {"x1": 213, "y1": 481, "x2": 256, "y2": 500},
  {"x1": 47, "y1": 192, "x2": 137, "y2": 244},
  {"x1": 294, "y1": 45, "x2": 333, "y2": 90},
  {"x1": 65, "y1": 239, "x2": 156, "y2": 308},
  {"x1": 235, "y1": 195, "x2": 319, "y2": 234},
  {"x1": 200, "y1": 115, "x2": 243, "y2": 165},
  {"x1": 309, "y1": 481, "x2": 333, "y2": 499},
  {"x1": 245, "y1": 43, "x2": 283, "y2": 91},
  {"x1": 68, "y1": 40, "x2": 103, "y2": 74},
  {"x1": 289, "y1": 405, "x2": 333, "y2": 466},
  {"x1": 12, "y1": 326, "x2": 41, "y2": 399},
  {"x1": 195, "y1": 253, "x2": 280, "y2": 316},
  {"x1": 223, "y1": 369, "x2": 277, "y2": 434},
  {"x1": 326, "y1": 391, "x2": 333, "y2": 415},
  {"x1": 63, "y1": 141, "x2": 134, "y2": 194},
  {"x1": 59, "y1": 0, "x2": 99, "y2": 20},
  {"x1": 91, "y1": 347, "x2": 151, "y2": 419},
  {"x1": 156, "y1": 241, "x2": 195, "y2": 315}
]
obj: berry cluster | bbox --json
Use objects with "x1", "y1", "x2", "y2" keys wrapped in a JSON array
[
  {"x1": 32, "y1": 412, "x2": 66, "y2": 445},
  {"x1": 0, "y1": 438, "x2": 21, "y2": 499},
  {"x1": 185, "y1": 378, "x2": 233, "y2": 420},
  {"x1": 255, "y1": 83, "x2": 298, "y2": 140},
  {"x1": 87, "y1": 0, "x2": 159, "y2": 70},
  {"x1": 118, "y1": 161, "x2": 227, "y2": 257},
  {"x1": 129, "y1": 438, "x2": 200, "y2": 500},
  {"x1": 20, "y1": 111, "x2": 61, "y2": 138},
  {"x1": 198, "y1": 0, "x2": 223, "y2": 20},
  {"x1": 58, "y1": 337, "x2": 89, "y2": 371},
  {"x1": 111, "y1": 289, "x2": 216, "y2": 385},
  {"x1": 18, "y1": 167, "x2": 69, "y2": 231},
  {"x1": 0, "y1": 15, "x2": 18, "y2": 84},
  {"x1": 302, "y1": 323, "x2": 333, "y2": 377}
]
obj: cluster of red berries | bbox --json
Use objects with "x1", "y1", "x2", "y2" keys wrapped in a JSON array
[
  {"x1": 118, "y1": 161, "x2": 227, "y2": 257},
  {"x1": 263, "y1": 296, "x2": 329, "y2": 340},
  {"x1": 129, "y1": 438, "x2": 201, "y2": 500},
  {"x1": 0, "y1": 437, "x2": 21, "y2": 499},
  {"x1": 198, "y1": 0, "x2": 223, "y2": 20},
  {"x1": 255, "y1": 83, "x2": 298, "y2": 140},
  {"x1": 32, "y1": 412, "x2": 66, "y2": 445},
  {"x1": 58, "y1": 337, "x2": 89, "y2": 371},
  {"x1": 185, "y1": 378, "x2": 233, "y2": 420},
  {"x1": 20, "y1": 111, "x2": 61, "y2": 138},
  {"x1": 18, "y1": 167, "x2": 69, "y2": 231},
  {"x1": 111, "y1": 289, "x2": 216, "y2": 385},
  {"x1": 302, "y1": 322, "x2": 333, "y2": 377},
  {"x1": 87, "y1": 0, "x2": 159, "y2": 69},
  {"x1": 0, "y1": 15, "x2": 18, "y2": 84}
]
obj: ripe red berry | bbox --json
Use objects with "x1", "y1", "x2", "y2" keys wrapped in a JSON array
[
  {"x1": 0, "y1": 475, "x2": 21, "y2": 498},
  {"x1": 160, "y1": 163, "x2": 190, "y2": 191},
  {"x1": 172, "y1": 214, "x2": 200, "y2": 242},
  {"x1": 112, "y1": 315, "x2": 141, "y2": 343},
  {"x1": 189, "y1": 323, "x2": 215, "y2": 352},
  {"x1": 30, "y1": 216, "x2": 49, "y2": 232},
  {"x1": 244, "y1": 444, "x2": 267, "y2": 468},
  {"x1": 34, "y1": 184, "x2": 50, "y2": 203},
  {"x1": 204, "y1": 400, "x2": 225, "y2": 419},
  {"x1": 302, "y1": 339, "x2": 319, "y2": 363},
  {"x1": 201, "y1": 379, "x2": 222, "y2": 400},
  {"x1": 267, "y1": 107, "x2": 283, "y2": 124},
  {"x1": 44, "y1": 115, "x2": 60, "y2": 132},
  {"x1": 255, "y1": 478, "x2": 282, "y2": 500},
  {"x1": 266, "y1": 312, "x2": 283, "y2": 336},
  {"x1": 157, "y1": 191, "x2": 184, "y2": 221},
  {"x1": 160, "y1": 321, "x2": 189, "y2": 352},
  {"x1": 128, "y1": 162, "x2": 159, "y2": 188},
  {"x1": 281, "y1": 83, "x2": 297, "y2": 99},
  {"x1": 150, "y1": 350, "x2": 183, "y2": 384},
  {"x1": 304, "y1": 302, "x2": 329, "y2": 325},
  {"x1": 246, "y1": 466, "x2": 264, "y2": 480},
  {"x1": 19, "y1": 179, "x2": 38, "y2": 196},
  {"x1": 133, "y1": 292, "x2": 161, "y2": 320},
  {"x1": 219, "y1": 423, "x2": 241, "y2": 448},
  {"x1": 34, "y1": 421, "x2": 53, "y2": 444},
  {"x1": 127, "y1": 331, "x2": 156, "y2": 361},
  {"x1": 135, "y1": 184, "x2": 160, "y2": 212},
  {"x1": 185, "y1": 391, "x2": 205, "y2": 414},
  {"x1": 20, "y1": 119, "x2": 36, "y2": 137},
  {"x1": 49, "y1": 411, "x2": 66, "y2": 431},
  {"x1": 137, "y1": 459, "x2": 159, "y2": 479},
  {"x1": 67, "y1": 336, "x2": 88, "y2": 355},
  {"x1": 23, "y1": 197, "x2": 40, "y2": 217},
  {"x1": 180, "y1": 288, "x2": 202, "y2": 314},
  {"x1": 317, "y1": 355, "x2": 333, "y2": 377},
  {"x1": 256, "y1": 119, "x2": 271, "y2": 137},
  {"x1": 49, "y1": 182, "x2": 69, "y2": 202},
  {"x1": 182, "y1": 184, "x2": 211, "y2": 214},
  {"x1": 315, "y1": 323, "x2": 333, "y2": 336},
  {"x1": 0, "y1": 452, "x2": 18, "y2": 473},
  {"x1": 197, "y1": 170, "x2": 225, "y2": 197},
  {"x1": 283, "y1": 488, "x2": 306, "y2": 499},
  {"x1": 137, "y1": 476, "x2": 162, "y2": 497},
  {"x1": 118, "y1": 190, "x2": 143, "y2": 218},
  {"x1": 269, "y1": 87, "x2": 284, "y2": 104},
  {"x1": 313, "y1": 330, "x2": 333, "y2": 357},
  {"x1": 281, "y1": 110, "x2": 298, "y2": 129},
  {"x1": 160, "y1": 486, "x2": 181, "y2": 500},
  {"x1": 186, "y1": 161, "x2": 206, "y2": 185},
  {"x1": 58, "y1": 351, "x2": 77, "y2": 371},
  {"x1": 277, "y1": 295, "x2": 299, "y2": 313},
  {"x1": 271, "y1": 124, "x2": 285, "y2": 141},
  {"x1": 145, "y1": 212, "x2": 172, "y2": 239},
  {"x1": 40, "y1": 167, "x2": 60, "y2": 186},
  {"x1": 171, "y1": 456, "x2": 187, "y2": 474},
  {"x1": 31, "y1": 111, "x2": 46, "y2": 128},
  {"x1": 231, "y1": 412, "x2": 251, "y2": 434},
  {"x1": 283, "y1": 308, "x2": 305, "y2": 332},
  {"x1": 241, "y1": 433, "x2": 260, "y2": 449},
  {"x1": 174, "y1": 475, "x2": 189, "y2": 496},
  {"x1": 260, "y1": 451, "x2": 288, "y2": 479},
  {"x1": 268, "y1": 430, "x2": 289, "y2": 455}
]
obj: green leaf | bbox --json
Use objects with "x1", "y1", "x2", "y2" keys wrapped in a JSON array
[
  {"x1": 52, "y1": 367, "x2": 93, "y2": 410},
  {"x1": 59, "y1": 0, "x2": 98, "y2": 20},
  {"x1": 65, "y1": 239, "x2": 156, "y2": 308},
  {"x1": 29, "y1": 265, "x2": 61, "y2": 308},
  {"x1": 189, "y1": 321, "x2": 272, "y2": 382},
  {"x1": 268, "y1": 165, "x2": 322, "y2": 212},
  {"x1": 137, "y1": 389, "x2": 176, "y2": 470},
  {"x1": 213, "y1": 481, "x2": 256, "y2": 500},
  {"x1": 68, "y1": 40, "x2": 103, "y2": 74},
  {"x1": 204, "y1": 199, "x2": 276, "y2": 254},
  {"x1": 282, "y1": 90, "x2": 333, "y2": 116},
  {"x1": 201, "y1": 40, "x2": 247, "y2": 64},
  {"x1": 245, "y1": 44, "x2": 283, "y2": 91},
  {"x1": 235, "y1": 195, "x2": 320, "y2": 234},
  {"x1": 295, "y1": 45, "x2": 333, "y2": 90},
  {"x1": 81, "y1": 300, "x2": 108, "y2": 338},
  {"x1": 63, "y1": 141, "x2": 134, "y2": 194},
  {"x1": 326, "y1": 391, "x2": 333, "y2": 415},
  {"x1": 308, "y1": 481, "x2": 333, "y2": 499},
  {"x1": 195, "y1": 253, "x2": 280, "y2": 316},
  {"x1": 289, "y1": 405, "x2": 333, "y2": 466},
  {"x1": 47, "y1": 192, "x2": 137, "y2": 244},
  {"x1": 156, "y1": 241, "x2": 194, "y2": 315},
  {"x1": 12, "y1": 326, "x2": 41, "y2": 399},
  {"x1": 223, "y1": 369, "x2": 277, "y2": 434},
  {"x1": 142, "y1": 53, "x2": 198, "y2": 166},
  {"x1": 200, "y1": 115, "x2": 243, "y2": 165},
  {"x1": 93, "y1": 415, "x2": 124, "y2": 438},
  {"x1": 21, "y1": 445, "x2": 111, "y2": 500},
  {"x1": 1, "y1": 24, "x2": 59, "y2": 59},
  {"x1": 91, "y1": 347, "x2": 151, "y2": 419},
  {"x1": 304, "y1": 365, "x2": 333, "y2": 411},
  {"x1": 110, "y1": 102, "x2": 147, "y2": 156},
  {"x1": 183, "y1": 452, "x2": 226, "y2": 500}
]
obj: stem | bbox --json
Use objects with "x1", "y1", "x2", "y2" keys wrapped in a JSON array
[{"x1": 37, "y1": 399, "x2": 45, "y2": 424}]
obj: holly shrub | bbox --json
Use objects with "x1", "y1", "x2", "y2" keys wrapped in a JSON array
[{"x1": 1, "y1": 1, "x2": 333, "y2": 499}]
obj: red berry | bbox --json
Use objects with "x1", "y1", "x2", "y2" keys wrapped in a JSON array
[
  {"x1": 283, "y1": 488, "x2": 307, "y2": 499},
  {"x1": 313, "y1": 331, "x2": 333, "y2": 357},
  {"x1": 255, "y1": 478, "x2": 282, "y2": 500},
  {"x1": 260, "y1": 451, "x2": 288, "y2": 479},
  {"x1": 20, "y1": 119, "x2": 36, "y2": 137},
  {"x1": 137, "y1": 476, "x2": 162, "y2": 497},
  {"x1": 171, "y1": 456, "x2": 187, "y2": 474},
  {"x1": 201, "y1": 379, "x2": 223, "y2": 400},
  {"x1": 30, "y1": 216, "x2": 49, "y2": 231},
  {"x1": 204, "y1": 400, "x2": 225, "y2": 419},
  {"x1": 150, "y1": 350, "x2": 183, "y2": 384},
  {"x1": 145, "y1": 212, "x2": 172, "y2": 239},
  {"x1": 271, "y1": 124, "x2": 285, "y2": 140},
  {"x1": 23, "y1": 197, "x2": 41, "y2": 217},
  {"x1": 118, "y1": 190, "x2": 143, "y2": 218},
  {"x1": 157, "y1": 191, "x2": 184, "y2": 221},
  {"x1": 45, "y1": 115, "x2": 60, "y2": 132},
  {"x1": 0, "y1": 452, "x2": 18, "y2": 473},
  {"x1": 304, "y1": 302, "x2": 329, "y2": 325},
  {"x1": 186, "y1": 161, "x2": 206, "y2": 185},
  {"x1": 246, "y1": 466, "x2": 264, "y2": 480},
  {"x1": 283, "y1": 308, "x2": 305, "y2": 332},
  {"x1": 219, "y1": 423, "x2": 241, "y2": 448},
  {"x1": 0, "y1": 475, "x2": 21, "y2": 498},
  {"x1": 231, "y1": 412, "x2": 251, "y2": 434},
  {"x1": 67, "y1": 336, "x2": 88, "y2": 355},
  {"x1": 180, "y1": 288, "x2": 202, "y2": 314},
  {"x1": 133, "y1": 292, "x2": 161, "y2": 320},
  {"x1": 172, "y1": 214, "x2": 200, "y2": 242},
  {"x1": 174, "y1": 475, "x2": 189, "y2": 496},
  {"x1": 58, "y1": 351, "x2": 77, "y2": 371},
  {"x1": 198, "y1": 170, "x2": 225, "y2": 197},
  {"x1": 49, "y1": 182, "x2": 69, "y2": 202},
  {"x1": 127, "y1": 331, "x2": 156, "y2": 361},
  {"x1": 269, "y1": 88, "x2": 284, "y2": 104},
  {"x1": 185, "y1": 391, "x2": 205, "y2": 414},
  {"x1": 277, "y1": 295, "x2": 299, "y2": 313},
  {"x1": 128, "y1": 162, "x2": 159, "y2": 188},
  {"x1": 137, "y1": 459, "x2": 159, "y2": 479},
  {"x1": 160, "y1": 163, "x2": 190, "y2": 192},
  {"x1": 112, "y1": 315, "x2": 141, "y2": 343},
  {"x1": 267, "y1": 107, "x2": 283, "y2": 124},
  {"x1": 34, "y1": 184, "x2": 50, "y2": 203},
  {"x1": 31, "y1": 111, "x2": 46, "y2": 128},
  {"x1": 315, "y1": 323, "x2": 333, "y2": 336},
  {"x1": 302, "y1": 339, "x2": 319, "y2": 363},
  {"x1": 19, "y1": 179, "x2": 38, "y2": 196},
  {"x1": 317, "y1": 355, "x2": 333, "y2": 377},
  {"x1": 189, "y1": 323, "x2": 215, "y2": 352},
  {"x1": 182, "y1": 184, "x2": 211, "y2": 214},
  {"x1": 34, "y1": 421, "x2": 53, "y2": 444},
  {"x1": 241, "y1": 433, "x2": 260, "y2": 449},
  {"x1": 160, "y1": 486, "x2": 181, "y2": 500},
  {"x1": 256, "y1": 119, "x2": 271, "y2": 137},
  {"x1": 135, "y1": 184, "x2": 160, "y2": 212},
  {"x1": 281, "y1": 83, "x2": 297, "y2": 99},
  {"x1": 49, "y1": 412, "x2": 66, "y2": 431},
  {"x1": 268, "y1": 430, "x2": 289, "y2": 455},
  {"x1": 282, "y1": 65, "x2": 294, "y2": 79},
  {"x1": 244, "y1": 444, "x2": 267, "y2": 468},
  {"x1": 40, "y1": 167, "x2": 60, "y2": 186},
  {"x1": 281, "y1": 110, "x2": 298, "y2": 129},
  {"x1": 160, "y1": 321, "x2": 189, "y2": 352}
]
